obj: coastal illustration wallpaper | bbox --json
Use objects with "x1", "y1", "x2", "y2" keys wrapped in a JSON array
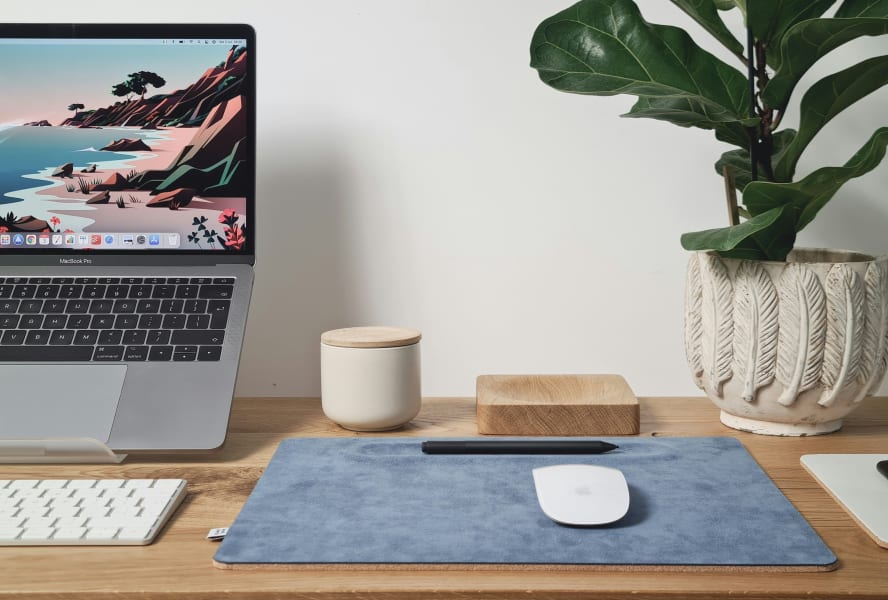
[{"x1": 0, "y1": 38, "x2": 249, "y2": 251}]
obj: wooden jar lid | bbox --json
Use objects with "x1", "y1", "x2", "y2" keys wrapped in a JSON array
[{"x1": 321, "y1": 326, "x2": 422, "y2": 349}]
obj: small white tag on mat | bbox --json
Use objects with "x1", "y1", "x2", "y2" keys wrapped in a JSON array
[{"x1": 206, "y1": 527, "x2": 229, "y2": 541}]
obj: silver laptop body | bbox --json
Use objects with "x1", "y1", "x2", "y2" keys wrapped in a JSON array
[{"x1": 0, "y1": 23, "x2": 256, "y2": 452}]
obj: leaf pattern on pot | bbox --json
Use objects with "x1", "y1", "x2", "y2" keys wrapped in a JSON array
[
  {"x1": 700, "y1": 254, "x2": 733, "y2": 396},
  {"x1": 819, "y1": 264, "x2": 865, "y2": 407},
  {"x1": 776, "y1": 263, "x2": 826, "y2": 406},
  {"x1": 861, "y1": 259, "x2": 888, "y2": 399},
  {"x1": 685, "y1": 253, "x2": 704, "y2": 388},
  {"x1": 733, "y1": 261, "x2": 779, "y2": 402}
]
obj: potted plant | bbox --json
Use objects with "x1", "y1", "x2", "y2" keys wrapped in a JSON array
[{"x1": 530, "y1": 0, "x2": 888, "y2": 434}]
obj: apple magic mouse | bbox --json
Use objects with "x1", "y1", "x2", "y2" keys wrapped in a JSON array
[{"x1": 532, "y1": 464, "x2": 630, "y2": 526}]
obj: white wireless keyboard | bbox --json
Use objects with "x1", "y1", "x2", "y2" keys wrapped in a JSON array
[{"x1": 0, "y1": 479, "x2": 187, "y2": 545}]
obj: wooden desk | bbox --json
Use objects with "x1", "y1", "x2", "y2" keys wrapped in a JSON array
[{"x1": 2, "y1": 397, "x2": 887, "y2": 599}]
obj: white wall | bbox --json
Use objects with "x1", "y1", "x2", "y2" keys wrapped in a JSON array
[{"x1": 8, "y1": 1, "x2": 888, "y2": 398}]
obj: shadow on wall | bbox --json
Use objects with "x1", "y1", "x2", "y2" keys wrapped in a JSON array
[{"x1": 235, "y1": 130, "x2": 365, "y2": 397}]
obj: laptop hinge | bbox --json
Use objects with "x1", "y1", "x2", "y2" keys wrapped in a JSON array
[{"x1": 0, "y1": 438, "x2": 126, "y2": 464}]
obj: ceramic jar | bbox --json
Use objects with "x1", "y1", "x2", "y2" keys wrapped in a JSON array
[{"x1": 321, "y1": 326, "x2": 422, "y2": 431}]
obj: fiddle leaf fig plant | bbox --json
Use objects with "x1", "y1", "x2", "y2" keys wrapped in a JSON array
[{"x1": 530, "y1": 0, "x2": 888, "y2": 261}]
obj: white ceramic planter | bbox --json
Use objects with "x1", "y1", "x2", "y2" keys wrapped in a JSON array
[{"x1": 685, "y1": 248, "x2": 888, "y2": 435}]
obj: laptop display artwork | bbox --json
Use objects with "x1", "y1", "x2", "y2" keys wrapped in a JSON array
[{"x1": 0, "y1": 24, "x2": 256, "y2": 453}]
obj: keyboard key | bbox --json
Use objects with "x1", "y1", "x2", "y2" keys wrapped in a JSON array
[
  {"x1": 198, "y1": 346, "x2": 222, "y2": 361},
  {"x1": 0, "y1": 315, "x2": 20, "y2": 329},
  {"x1": 66, "y1": 300, "x2": 89, "y2": 313},
  {"x1": 93, "y1": 346, "x2": 124, "y2": 361},
  {"x1": 0, "y1": 285, "x2": 12, "y2": 298},
  {"x1": 171, "y1": 330, "x2": 225, "y2": 345},
  {"x1": 159, "y1": 299, "x2": 183, "y2": 314},
  {"x1": 115, "y1": 315, "x2": 139, "y2": 329},
  {"x1": 199, "y1": 285, "x2": 234, "y2": 299},
  {"x1": 113, "y1": 300, "x2": 137, "y2": 313},
  {"x1": 74, "y1": 278, "x2": 97, "y2": 284},
  {"x1": 59, "y1": 285, "x2": 83, "y2": 299},
  {"x1": 152, "y1": 285, "x2": 175, "y2": 299},
  {"x1": 85, "y1": 528, "x2": 120, "y2": 540},
  {"x1": 146, "y1": 330, "x2": 171, "y2": 345},
  {"x1": 83, "y1": 285, "x2": 106, "y2": 299},
  {"x1": 136, "y1": 299, "x2": 160, "y2": 313},
  {"x1": 98, "y1": 330, "x2": 123, "y2": 345},
  {"x1": 167, "y1": 277, "x2": 189, "y2": 285},
  {"x1": 122, "y1": 330, "x2": 146, "y2": 345},
  {"x1": 0, "y1": 300, "x2": 19, "y2": 313},
  {"x1": 175, "y1": 285, "x2": 199, "y2": 299},
  {"x1": 162, "y1": 314, "x2": 186, "y2": 329},
  {"x1": 1, "y1": 330, "x2": 26, "y2": 345},
  {"x1": 148, "y1": 346, "x2": 173, "y2": 361},
  {"x1": 35, "y1": 285, "x2": 59, "y2": 299},
  {"x1": 209, "y1": 300, "x2": 230, "y2": 329},
  {"x1": 138, "y1": 314, "x2": 163, "y2": 329},
  {"x1": 25, "y1": 330, "x2": 50, "y2": 344},
  {"x1": 89, "y1": 300, "x2": 114, "y2": 313},
  {"x1": 186, "y1": 314, "x2": 210, "y2": 329},
  {"x1": 97, "y1": 278, "x2": 120, "y2": 285},
  {"x1": 121, "y1": 277, "x2": 143, "y2": 285},
  {"x1": 67, "y1": 314, "x2": 91, "y2": 329},
  {"x1": 43, "y1": 315, "x2": 68, "y2": 329},
  {"x1": 124, "y1": 346, "x2": 149, "y2": 361},
  {"x1": 20, "y1": 528, "x2": 57, "y2": 541},
  {"x1": 53, "y1": 527, "x2": 87, "y2": 541},
  {"x1": 90, "y1": 315, "x2": 115, "y2": 329},
  {"x1": 43, "y1": 300, "x2": 67, "y2": 313},
  {"x1": 173, "y1": 350, "x2": 197, "y2": 361},
  {"x1": 73, "y1": 330, "x2": 99, "y2": 345},
  {"x1": 0, "y1": 346, "x2": 93, "y2": 361},
  {"x1": 183, "y1": 299, "x2": 208, "y2": 314},
  {"x1": 143, "y1": 277, "x2": 165, "y2": 285},
  {"x1": 213, "y1": 278, "x2": 235, "y2": 284},
  {"x1": 20, "y1": 315, "x2": 44, "y2": 329},
  {"x1": 13, "y1": 285, "x2": 36, "y2": 298},
  {"x1": 49, "y1": 330, "x2": 76, "y2": 345},
  {"x1": 19, "y1": 300, "x2": 43, "y2": 314},
  {"x1": 128, "y1": 285, "x2": 152, "y2": 299}
]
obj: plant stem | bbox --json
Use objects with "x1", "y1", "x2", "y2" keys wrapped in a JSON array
[
  {"x1": 723, "y1": 165, "x2": 739, "y2": 226},
  {"x1": 747, "y1": 26, "x2": 758, "y2": 183}
]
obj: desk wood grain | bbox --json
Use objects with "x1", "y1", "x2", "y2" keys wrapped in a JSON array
[{"x1": 1, "y1": 397, "x2": 887, "y2": 599}]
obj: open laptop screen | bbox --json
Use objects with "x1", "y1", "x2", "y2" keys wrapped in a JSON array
[{"x1": 0, "y1": 24, "x2": 254, "y2": 256}]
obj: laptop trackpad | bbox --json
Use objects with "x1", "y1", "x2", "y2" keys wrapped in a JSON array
[{"x1": 0, "y1": 365, "x2": 126, "y2": 443}]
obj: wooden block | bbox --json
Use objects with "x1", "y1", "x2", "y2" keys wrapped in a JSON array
[{"x1": 476, "y1": 374, "x2": 639, "y2": 436}]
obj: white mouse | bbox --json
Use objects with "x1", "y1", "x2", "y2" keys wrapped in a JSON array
[{"x1": 532, "y1": 464, "x2": 630, "y2": 526}]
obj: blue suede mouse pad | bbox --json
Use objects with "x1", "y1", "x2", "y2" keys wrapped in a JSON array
[{"x1": 213, "y1": 437, "x2": 836, "y2": 571}]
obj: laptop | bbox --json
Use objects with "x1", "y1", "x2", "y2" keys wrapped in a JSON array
[{"x1": 0, "y1": 23, "x2": 256, "y2": 454}]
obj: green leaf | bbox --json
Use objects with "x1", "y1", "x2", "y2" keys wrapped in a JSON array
[
  {"x1": 623, "y1": 97, "x2": 753, "y2": 148},
  {"x1": 716, "y1": 129, "x2": 796, "y2": 190},
  {"x1": 670, "y1": 0, "x2": 745, "y2": 57},
  {"x1": 835, "y1": 0, "x2": 888, "y2": 18},
  {"x1": 680, "y1": 205, "x2": 792, "y2": 259},
  {"x1": 775, "y1": 55, "x2": 888, "y2": 181},
  {"x1": 530, "y1": 0, "x2": 750, "y2": 129},
  {"x1": 743, "y1": 127, "x2": 888, "y2": 231},
  {"x1": 714, "y1": 0, "x2": 741, "y2": 10},
  {"x1": 746, "y1": 0, "x2": 836, "y2": 60},
  {"x1": 761, "y1": 17, "x2": 888, "y2": 110}
]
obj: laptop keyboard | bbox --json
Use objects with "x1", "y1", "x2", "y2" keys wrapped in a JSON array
[{"x1": 0, "y1": 277, "x2": 232, "y2": 362}]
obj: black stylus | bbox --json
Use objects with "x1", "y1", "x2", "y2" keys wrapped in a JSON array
[{"x1": 420, "y1": 440, "x2": 619, "y2": 455}]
